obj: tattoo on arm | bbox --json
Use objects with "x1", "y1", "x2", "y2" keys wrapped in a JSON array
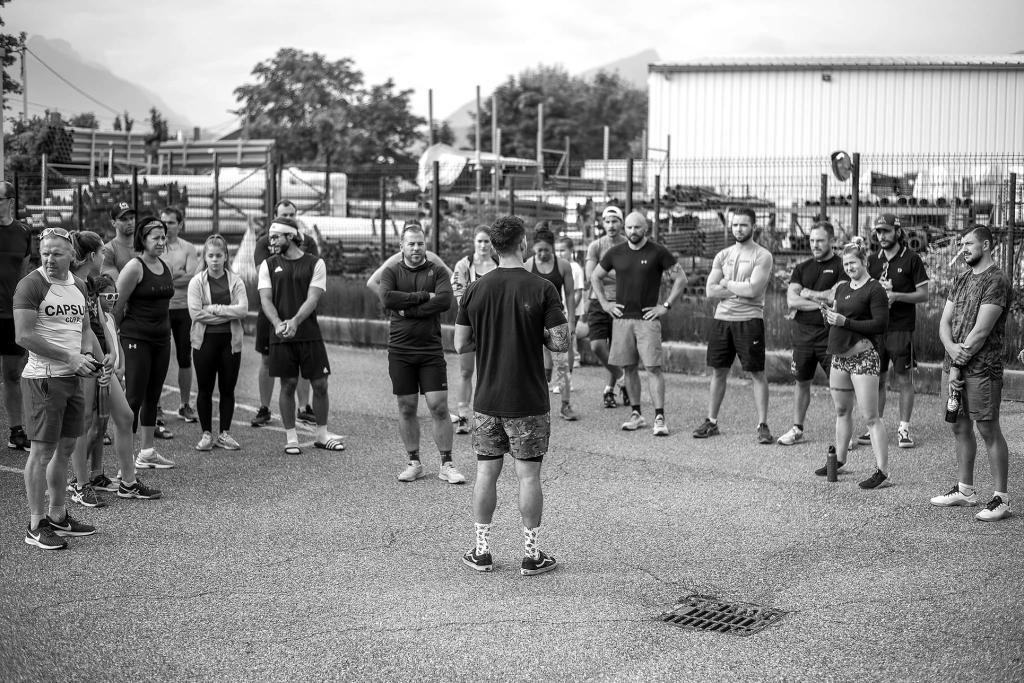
[{"x1": 544, "y1": 323, "x2": 571, "y2": 353}]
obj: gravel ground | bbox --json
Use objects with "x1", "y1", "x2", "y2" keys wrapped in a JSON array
[{"x1": 1, "y1": 342, "x2": 1021, "y2": 683}]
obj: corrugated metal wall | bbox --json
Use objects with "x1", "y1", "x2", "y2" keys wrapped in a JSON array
[{"x1": 648, "y1": 68, "x2": 1024, "y2": 158}]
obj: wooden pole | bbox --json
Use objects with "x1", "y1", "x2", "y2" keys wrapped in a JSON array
[
  {"x1": 491, "y1": 95, "x2": 498, "y2": 207},
  {"x1": 602, "y1": 126, "x2": 609, "y2": 200},
  {"x1": 653, "y1": 175, "x2": 661, "y2": 242},
  {"x1": 379, "y1": 175, "x2": 387, "y2": 261},
  {"x1": 536, "y1": 103, "x2": 544, "y2": 191},
  {"x1": 432, "y1": 161, "x2": 441, "y2": 254},
  {"x1": 475, "y1": 86, "x2": 482, "y2": 221},
  {"x1": 212, "y1": 153, "x2": 220, "y2": 233},
  {"x1": 428, "y1": 89, "x2": 434, "y2": 147}
]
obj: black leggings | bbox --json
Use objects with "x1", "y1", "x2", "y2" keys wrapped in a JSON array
[
  {"x1": 123, "y1": 338, "x2": 171, "y2": 433},
  {"x1": 193, "y1": 333, "x2": 241, "y2": 433}
]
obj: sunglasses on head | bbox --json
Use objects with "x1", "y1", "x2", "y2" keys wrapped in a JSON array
[
  {"x1": 40, "y1": 227, "x2": 72, "y2": 241},
  {"x1": 99, "y1": 292, "x2": 119, "y2": 303}
]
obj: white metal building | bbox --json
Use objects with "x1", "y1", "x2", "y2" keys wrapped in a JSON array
[{"x1": 647, "y1": 56, "x2": 1024, "y2": 158}]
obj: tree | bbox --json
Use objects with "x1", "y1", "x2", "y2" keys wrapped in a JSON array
[
  {"x1": 122, "y1": 110, "x2": 134, "y2": 133},
  {"x1": 67, "y1": 112, "x2": 99, "y2": 129},
  {"x1": 1, "y1": 0, "x2": 27, "y2": 112},
  {"x1": 470, "y1": 66, "x2": 647, "y2": 165},
  {"x1": 431, "y1": 120, "x2": 456, "y2": 147},
  {"x1": 234, "y1": 48, "x2": 424, "y2": 167},
  {"x1": 113, "y1": 115, "x2": 122, "y2": 131}
]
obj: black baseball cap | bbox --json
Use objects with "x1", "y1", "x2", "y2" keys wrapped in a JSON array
[
  {"x1": 111, "y1": 202, "x2": 136, "y2": 220},
  {"x1": 874, "y1": 213, "x2": 900, "y2": 229}
]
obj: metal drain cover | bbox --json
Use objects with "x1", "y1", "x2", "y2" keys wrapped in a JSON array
[{"x1": 660, "y1": 594, "x2": 785, "y2": 636}]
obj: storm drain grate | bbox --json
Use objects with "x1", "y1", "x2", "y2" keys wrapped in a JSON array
[{"x1": 659, "y1": 594, "x2": 786, "y2": 636}]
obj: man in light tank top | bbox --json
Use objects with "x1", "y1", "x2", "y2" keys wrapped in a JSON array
[{"x1": 694, "y1": 208, "x2": 776, "y2": 445}]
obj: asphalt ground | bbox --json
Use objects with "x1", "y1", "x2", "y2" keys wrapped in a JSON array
[{"x1": 0, "y1": 341, "x2": 1022, "y2": 683}]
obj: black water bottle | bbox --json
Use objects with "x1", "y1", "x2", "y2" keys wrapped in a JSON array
[{"x1": 945, "y1": 366, "x2": 962, "y2": 424}]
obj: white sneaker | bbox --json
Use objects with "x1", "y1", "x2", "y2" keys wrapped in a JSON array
[
  {"x1": 397, "y1": 461, "x2": 425, "y2": 482},
  {"x1": 776, "y1": 426, "x2": 804, "y2": 446},
  {"x1": 135, "y1": 450, "x2": 176, "y2": 469},
  {"x1": 621, "y1": 411, "x2": 647, "y2": 431},
  {"x1": 215, "y1": 432, "x2": 241, "y2": 450},
  {"x1": 652, "y1": 415, "x2": 669, "y2": 437},
  {"x1": 975, "y1": 496, "x2": 1011, "y2": 521},
  {"x1": 930, "y1": 485, "x2": 978, "y2": 507},
  {"x1": 438, "y1": 462, "x2": 466, "y2": 484},
  {"x1": 196, "y1": 431, "x2": 214, "y2": 451}
]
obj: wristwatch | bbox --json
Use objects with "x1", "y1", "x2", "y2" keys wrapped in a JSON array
[{"x1": 662, "y1": 300, "x2": 672, "y2": 309}]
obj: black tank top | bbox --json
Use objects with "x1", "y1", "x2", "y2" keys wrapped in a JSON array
[
  {"x1": 531, "y1": 259, "x2": 564, "y2": 303},
  {"x1": 121, "y1": 257, "x2": 173, "y2": 343}
]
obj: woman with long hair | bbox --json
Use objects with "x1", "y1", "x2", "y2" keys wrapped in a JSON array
[
  {"x1": 450, "y1": 227, "x2": 498, "y2": 433},
  {"x1": 819, "y1": 237, "x2": 891, "y2": 489},
  {"x1": 113, "y1": 216, "x2": 176, "y2": 470},
  {"x1": 68, "y1": 230, "x2": 160, "y2": 505},
  {"x1": 188, "y1": 235, "x2": 249, "y2": 451}
]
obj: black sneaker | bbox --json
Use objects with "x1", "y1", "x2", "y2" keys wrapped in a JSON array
[
  {"x1": 858, "y1": 469, "x2": 890, "y2": 490},
  {"x1": 71, "y1": 484, "x2": 107, "y2": 509},
  {"x1": 296, "y1": 405, "x2": 316, "y2": 426},
  {"x1": 693, "y1": 418, "x2": 720, "y2": 439},
  {"x1": 757, "y1": 423, "x2": 774, "y2": 445},
  {"x1": 49, "y1": 512, "x2": 97, "y2": 537},
  {"x1": 7, "y1": 427, "x2": 29, "y2": 451},
  {"x1": 521, "y1": 551, "x2": 558, "y2": 576},
  {"x1": 89, "y1": 473, "x2": 119, "y2": 492},
  {"x1": 455, "y1": 416, "x2": 471, "y2": 435},
  {"x1": 154, "y1": 425, "x2": 174, "y2": 440},
  {"x1": 156, "y1": 405, "x2": 166, "y2": 427},
  {"x1": 603, "y1": 391, "x2": 618, "y2": 409},
  {"x1": 24, "y1": 519, "x2": 67, "y2": 550},
  {"x1": 619, "y1": 385, "x2": 630, "y2": 407},
  {"x1": 251, "y1": 406, "x2": 272, "y2": 427},
  {"x1": 463, "y1": 548, "x2": 493, "y2": 572},
  {"x1": 117, "y1": 477, "x2": 162, "y2": 500}
]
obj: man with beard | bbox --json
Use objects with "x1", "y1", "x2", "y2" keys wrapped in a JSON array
[
  {"x1": 695, "y1": 208, "x2": 775, "y2": 444},
  {"x1": 779, "y1": 221, "x2": 849, "y2": 445},
  {"x1": 855, "y1": 213, "x2": 929, "y2": 449},
  {"x1": 377, "y1": 223, "x2": 463, "y2": 484},
  {"x1": 585, "y1": 206, "x2": 627, "y2": 409},
  {"x1": 931, "y1": 226, "x2": 1012, "y2": 521},
  {"x1": 592, "y1": 212, "x2": 687, "y2": 436},
  {"x1": 100, "y1": 202, "x2": 137, "y2": 281},
  {"x1": 0, "y1": 181, "x2": 32, "y2": 452}
]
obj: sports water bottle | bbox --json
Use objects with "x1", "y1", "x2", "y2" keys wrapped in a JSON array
[{"x1": 97, "y1": 368, "x2": 111, "y2": 420}]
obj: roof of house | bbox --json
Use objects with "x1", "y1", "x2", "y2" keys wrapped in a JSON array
[{"x1": 650, "y1": 55, "x2": 1024, "y2": 73}]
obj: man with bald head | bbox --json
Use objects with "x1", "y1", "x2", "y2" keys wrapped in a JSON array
[{"x1": 591, "y1": 212, "x2": 687, "y2": 436}]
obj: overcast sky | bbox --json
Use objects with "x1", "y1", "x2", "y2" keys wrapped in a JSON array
[{"x1": 6, "y1": 0, "x2": 1024, "y2": 128}]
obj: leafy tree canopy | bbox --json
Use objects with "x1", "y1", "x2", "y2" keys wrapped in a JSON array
[
  {"x1": 67, "y1": 112, "x2": 99, "y2": 129},
  {"x1": 1, "y1": 0, "x2": 27, "y2": 112},
  {"x1": 471, "y1": 65, "x2": 647, "y2": 165},
  {"x1": 234, "y1": 48, "x2": 425, "y2": 168}
]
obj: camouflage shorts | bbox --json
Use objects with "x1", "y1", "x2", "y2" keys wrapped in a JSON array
[{"x1": 472, "y1": 412, "x2": 550, "y2": 461}]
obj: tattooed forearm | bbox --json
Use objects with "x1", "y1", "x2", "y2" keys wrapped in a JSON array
[{"x1": 544, "y1": 323, "x2": 571, "y2": 353}]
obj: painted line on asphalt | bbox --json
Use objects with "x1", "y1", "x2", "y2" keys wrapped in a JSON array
[
  {"x1": 0, "y1": 464, "x2": 24, "y2": 475},
  {"x1": 160, "y1": 384, "x2": 333, "y2": 439}
]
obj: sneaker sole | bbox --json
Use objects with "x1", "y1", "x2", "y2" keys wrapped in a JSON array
[
  {"x1": 179, "y1": 416, "x2": 198, "y2": 423},
  {"x1": 975, "y1": 510, "x2": 1012, "y2": 522},
  {"x1": 653, "y1": 430, "x2": 669, "y2": 437},
  {"x1": 196, "y1": 445, "x2": 213, "y2": 452},
  {"x1": 463, "y1": 558, "x2": 493, "y2": 572},
  {"x1": 135, "y1": 461, "x2": 175, "y2": 469},
  {"x1": 397, "y1": 472, "x2": 426, "y2": 482},
  {"x1": 521, "y1": 563, "x2": 558, "y2": 576},
  {"x1": 455, "y1": 428, "x2": 471, "y2": 435},
  {"x1": 118, "y1": 490, "x2": 162, "y2": 500},
  {"x1": 214, "y1": 443, "x2": 241, "y2": 450},
  {"x1": 930, "y1": 499, "x2": 977, "y2": 507},
  {"x1": 51, "y1": 527, "x2": 96, "y2": 538},
  {"x1": 7, "y1": 443, "x2": 28, "y2": 451},
  {"x1": 859, "y1": 479, "x2": 894, "y2": 490},
  {"x1": 622, "y1": 422, "x2": 647, "y2": 431},
  {"x1": 777, "y1": 435, "x2": 804, "y2": 445},
  {"x1": 24, "y1": 536, "x2": 67, "y2": 550},
  {"x1": 693, "y1": 431, "x2": 719, "y2": 439},
  {"x1": 898, "y1": 442, "x2": 915, "y2": 449},
  {"x1": 438, "y1": 474, "x2": 466, "y2": 484},
  {"x1": 71, "y1": 496, "x2": 106, "y2": 509},
  {"x1": 758, "y1": 438, "x2": 774, "y2": 445}
]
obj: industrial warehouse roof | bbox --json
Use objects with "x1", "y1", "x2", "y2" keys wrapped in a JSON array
[{"x1": 650, "y1": 55, "x2": 1024, "y2": 72}]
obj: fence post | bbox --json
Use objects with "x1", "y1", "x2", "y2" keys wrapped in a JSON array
[
  {"x1": 432, "y1": 161, "x2": 441, "y2": 254},
  {"x1": 820, "y1": 173, "x2": 828, "y2": 221},
  {"x1": 653, "y1": 174, "x2": 661, "y2": 243},
  {"x1": 12, "y1": 171, "x2": 18, "y2": 217},
  {"x1": 851, "y1": 152, "x2": 860, "y2": 238},
  {"x1": 665, "y1": 135, "x2": 671, "y2": 188},
  {"x1": 379, "y1": 174, "x2": 387, "y2": 262},
  {"x1": 212, "y1": 153, "x2": 220, "y2": 233},
  {"x1": 41, "y1": 153, "x2": 48, "y2": 205},
  {"x1": 76, "y1": 187, "x2": 83, "y2": 231},
  {"x1": 625, "y1": 158, "x2": 634, "y2": 215},
  {"x1": 131, "y1": 167, "x2": 139, "y2": 215},
  {"x1": 508, "y1": 176, "x2": 515, "y2": 216},
  {"x1": 1008, "y1": 172, "x2": 1017, "y2": 280},
  {"x1": 602, "y1": 126, "x2": 609, "y2": 200}
]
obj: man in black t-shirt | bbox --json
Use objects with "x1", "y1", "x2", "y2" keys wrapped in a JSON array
[
  {"x1": 455, "y1": 215, "x2": 568, "y2": 576},
  {"x1": 857, "y1": 213, "x2": 929, "y2": 449},
  {"x1": 257, "y1": 218, "x2": 343, "y2": 455},
  {"x1": 251, "y1": 200, "x2": 321, "y2": 428},
  {"x1": 591, "y1": 212, "x2": 687, "y2": 436},
  {"x1": 378, "y1": 224, "x2": 463, "y2": 485},
  {"x1": 0, "y1": 181, "x2": 32, "y2": 451},
  {"x1": 783, "y1": 221, "x2": 849, "y2": 445}
]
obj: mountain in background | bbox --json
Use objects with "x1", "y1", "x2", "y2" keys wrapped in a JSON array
[
  {"x1": 20, "y1": 35, "x2": 192, "y2": 132},
  {"x1": 443, "y1": 48, "x2": 659, "y2": 150}
]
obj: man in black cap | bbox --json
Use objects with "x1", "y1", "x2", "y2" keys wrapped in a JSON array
[
  {"x1": 854, "y1": 213, "x2": 929, "y2": 450},
  {"x1": 100, "y1": 202, "x2": 138, "y2": 281}
]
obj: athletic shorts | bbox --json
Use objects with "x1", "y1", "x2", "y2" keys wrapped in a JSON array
[
  {"x1": 21, "y1": 376, "x2": 85, "y2": 442},
  {"x1": 878, "y1": 330, "x2": 915, "y2": 374},
  {"x1": 609, "y1": 318, "x2": 663, "y2": 368},
  {"x1": 255, "y1": 310, "x2": 271, "y2": 355},
  {"x1": 706, "y1": 319, "x2": 765, "y2": 372},
  {"x1": 168, "y1": 309, "x2": 192, "y2": 368},
  {"x1": 473, "y1": 412, "x2": 550, "y2": 462},
  {"x1": 942, "y1": 369, "x2": 1002, "y2": 422},
  {"x1": 269, "y1": 340, "x2": 331, "y2": 380},
  {"x1": 831, "y1": 347, "x2": 880, "y2": 376},
  {"x1": 388, "y1": 352, "x2": 448, "y2": 395},
  {"x1": 792, "y1": 323, "x2": 831, "y2": 382},
  {"x1": 0, "y1": 318, "x2": 25, "y2": 357},
  {"x1": 586, "y1": 298, "x2": 613, "y2": 343}
]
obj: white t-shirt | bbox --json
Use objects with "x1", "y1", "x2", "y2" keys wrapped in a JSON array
[
  {"x1": 566, "y1": 261, "x2": 586, "y2": 317},
  {"x1": 13, "y1": 268, "x2": 90, "y2": 378}
]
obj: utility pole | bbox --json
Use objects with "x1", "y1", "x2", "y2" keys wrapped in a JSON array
[
  {"x1": 1, "y1": 48, "x2": 6, "y2": 181},
  {"x1": 428, "y1": 89, "x2": 434, "y2": 147},
  {"x1": 21, "y1": 47, "x2": 29, "y2": 122},
  {"x1": 475, "y1": 86, "x2": 482, "y2": 218}
]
